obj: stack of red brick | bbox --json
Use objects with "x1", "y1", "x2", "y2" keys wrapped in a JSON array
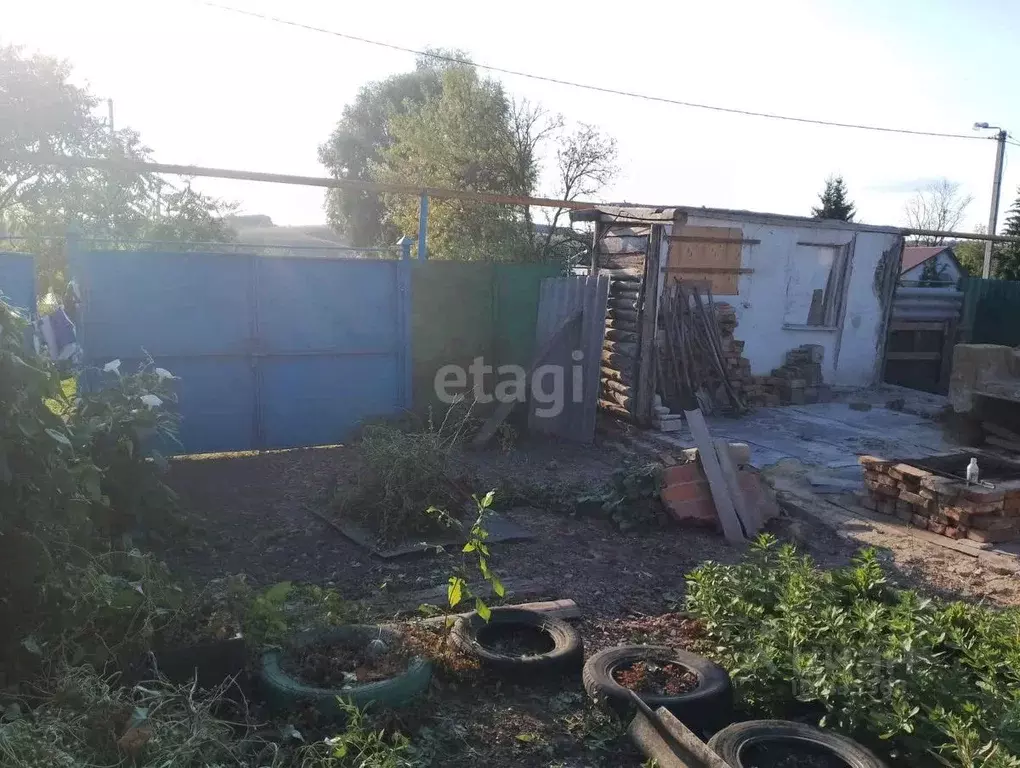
[
  {"x1": 859, "y1": 455, "x2": 1020, "y2": 543},
  {"x1": 714, "y1": 304, "x2": 754, "y2": 403},
  {"x1": 711, "y1": 308, "x2": 834, "y2": 409},
  {"x1": 659, "y1": 449, "x2": 779, "y2": 528}
]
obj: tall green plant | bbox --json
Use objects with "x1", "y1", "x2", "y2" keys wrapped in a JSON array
[{"x1": 686, "y1": 535, "x2": 1020, "y2": 767}]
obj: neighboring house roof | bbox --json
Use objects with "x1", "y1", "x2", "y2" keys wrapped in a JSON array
[{"x1": 901, "y1": 246, "x2": 956, "y2": 274}]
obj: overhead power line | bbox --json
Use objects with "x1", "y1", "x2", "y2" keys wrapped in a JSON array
[{"x1": 199, "y1": 1, "x2": 990, "y2": 142}]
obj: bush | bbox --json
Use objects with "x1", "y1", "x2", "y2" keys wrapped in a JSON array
[
  {"x1": 336, "y1": 416, "x2": 470, "y2": 542},
  {"x1": 0, "y1": 296, "x2": 182, "y2": 678},
  {"x1": 685, "y1": 535, "x2": 1020, "y2": 767}
]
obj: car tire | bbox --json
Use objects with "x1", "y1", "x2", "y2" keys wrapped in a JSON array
[
  {"x1": 258, "y1": 626, "x2": 432, "y2": 718},
  {"x1": 708, "y1": 720, "x2": 888, "y2": 768},
  {"x1": 582, "y1": 644, "x2": 731, "y2": 731},
  {"x1": 451, "y1": 608, "x2": 583, "y2": 673}
]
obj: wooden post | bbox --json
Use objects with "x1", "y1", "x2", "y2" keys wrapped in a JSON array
[{"x1": 635, "y1": 224, "x2": 663, "y2": 425}]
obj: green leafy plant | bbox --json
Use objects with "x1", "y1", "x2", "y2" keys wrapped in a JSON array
[
  {"x1": 686, "y1": 534, "x2": 1020, "y2": 767},
  {"x1": 241, "y1": 580, "x2": 363, "y2": 648},
  {"x1": 427, "y1": 490, "x2": 505, "y2": 621},
  {"x1": 300, "y1": 699, "x2": 412, "y2": 767}
]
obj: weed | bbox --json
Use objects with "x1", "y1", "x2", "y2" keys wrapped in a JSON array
[
  {"x1": 299, "y1": 699, "x2": 412, "y2": 767},
  {"x1": 336, "y1": 406, "x2": 475, "y2": 542},
  {"x1": 577, "y1": 462, "x2": 666, "y2": 531},
  {"x1": 0, "y1": 665, "x2": 284, "y2": 767},
  {"x1": 241, "y1": 581, "x2": 364, "y2": 648},
  {"x1": 686, "y1": 534, "x2": 1020, "y2": 766}
]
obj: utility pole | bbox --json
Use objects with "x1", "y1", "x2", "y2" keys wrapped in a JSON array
[
  {"x1": 107, "y1": 99, "x2": 117, "y2": 154},
  {"x1": 981, "y1": 127, "x2": 1008, "y2": 278}
]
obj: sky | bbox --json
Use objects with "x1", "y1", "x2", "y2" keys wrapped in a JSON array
[{"x1": 4, "y1": 0, "x2": 1020, "y2": 232}]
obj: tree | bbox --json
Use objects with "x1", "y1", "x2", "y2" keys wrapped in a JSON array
[
  {"x1": 320, "y1": 54, "x2": 618, "y2": 262},
  {"x1": 374, "y1": 60, "x2": 526, "y2": 260},
  {"x1": 951, "y1": 227, "x2": 986, "y2": 276},
  {"x1": 0, "y1": 45, "x2": 233, "y2": 288},
  {"x1": 994, "y1": 189, "x2": 1020, "y2": 280},
  {"x1": 904, "y1": 179, "x2": 973, "y2": 245},
  {"x1": 317, "y1": 54, "x2": 446, "y2": 247},
  {"x1": 811, "y1": 175, "x2": 856, "y2": 221}
]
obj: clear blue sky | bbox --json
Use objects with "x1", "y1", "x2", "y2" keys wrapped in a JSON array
[{"x1": 6, "y1": 0, "x2": 1019, "y2": 231}]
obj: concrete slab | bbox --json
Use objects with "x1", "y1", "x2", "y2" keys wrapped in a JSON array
[{"x1": 648, "y1": 403, "x2": 959, "y2": 474}]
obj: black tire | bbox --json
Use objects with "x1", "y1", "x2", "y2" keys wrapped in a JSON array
[
  {"x1": 708, "y1": 720, "x2": 888, "y2": 768},
  {"x1": 583, "y1": 645, "x2": 731, "y2": 731},
  {"x1": 259, "y1": 626, "x2": 432, "y2": 719},
  {"x1": 451, "y1": 608, "x2": 583, "y2": 673}
]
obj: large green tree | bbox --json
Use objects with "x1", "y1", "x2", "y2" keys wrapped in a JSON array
[
  {"x1": 995, "y1": 189, "x2": 1020, "y2": 280},
  {"x1": 319, "y1": 53, "x2": 617, "y2": 262},
  {"x1": 0, "y1": 45, "x2": 233, "y2": 288},
  {"x1": 317, "y1": 55, "x2": 445, "y2": 248},
  {"x1": 811, "y1": 175, "x2": 856, "y2": 221}
]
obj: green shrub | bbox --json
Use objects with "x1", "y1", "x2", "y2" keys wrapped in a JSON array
[
  {"x1": 686, "y1": 535, "x2": 1020, "y2": 767},
  {"x1": 336, "y1": 418, "x2": 468, "y2": 542},
  {"x1": 0, "y1": 297, "x2": 183, "y2": 677}
]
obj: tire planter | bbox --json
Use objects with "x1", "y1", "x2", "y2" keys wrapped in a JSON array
[
  {"x1": 583, "y1": 645, "x2": 731, "y2": 731},
  {"x1": 708, "y1": 720, "x2": 888, "y2": 768},
  {"x1": 451, "y1": 608, "x2": 583, "y2": 674},
  {"x1": 259, "y1": 626, "x2": 432, "y2": 718}
]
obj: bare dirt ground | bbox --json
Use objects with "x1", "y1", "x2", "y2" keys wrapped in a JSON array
[{"x1": 160, "y1": 426, "x2": 1020, "y2": 767}]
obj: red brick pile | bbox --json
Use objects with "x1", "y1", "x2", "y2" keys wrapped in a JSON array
[
  {"x1": 711, "y1": 308, "x2": 832, "y2": 408},
  {"x1": 659, "y1": 453, "x2": 779, "y2": 528},
  {"x1": 859, "y1": 455, "x2": 1020, "y2": 543}
]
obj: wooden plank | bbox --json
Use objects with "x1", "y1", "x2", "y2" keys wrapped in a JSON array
[
  {"x1": 885, "y1": 351, "x2": 942, "y2": 361},
  {"x1": 667, "y1": 235, "x2": 761, "y2": 245},
  {"x1": 580, "y1": 274, "x2": 611, "y2": 441},
  {"x1": 684, "y1": 408, "x2": 745, "y2": 544},
  {"x1": 796, "y1": 241, "x2": 850, "y2": 248},
  {"x1": 472, "y1": 310, "x2": 581, "y2": 446},
  {"x1": 634, "y1": 224, "x2": 663, "y2": 425},
  {"x1": 406, "y1": 598, "x2": 580, "y2": 627},
  {"x1": 715, "y1": 438, "x2": 757, "y2": 535},
  {"x1": 665, "y1": 267, "x2": 754, "y2": 274},
  {"x1": 890, "y1": 321, "x2": 946, "y2": 332},
  {"x1": 629, "y1": 706, "x2": 730, "y2": 768},
  {"x1": 667, "y1": 224, "x2": 743, "y2": 295}
]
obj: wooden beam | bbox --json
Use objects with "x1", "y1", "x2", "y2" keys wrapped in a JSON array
[
  {"x1": 634, "y1": 224, "x2": 663, "y2": 425},
  {"x1": 628, "y1": 705, "x2": 730, "y2": 768},
  {"x1": 665, "y1": 267, "x2": 754, "y2": 274},
  {"x1": 797, "y1": 241, "x2": 850, "y2": 248},
  {"x1": 684, "y1": 408, "x2": 745, "y2": 544},
  {"x1": 889, "y1": 321, "x2": 946, "y2": 332},
  {"x1": 715, "y1": 438, "x2": 757, "y2": 535},
  {"x1": 667, "y1": 235, "x2": 761, "y2": 245}
]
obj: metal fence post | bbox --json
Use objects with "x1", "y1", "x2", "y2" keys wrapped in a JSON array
[
  {"x1": 397, "y1": 235, "x2": 412, "y2": 262},
  {"x1": 417, "y1": 194, "x2": 429, "y2": 261},
  {"x1": 396, "y1": 236, "x2": 414, "y2": 410}
]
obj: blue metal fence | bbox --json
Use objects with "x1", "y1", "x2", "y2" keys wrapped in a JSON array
[
  {"x1": 71, "y1": 247, "x2": 411, "y2": 453},
  {"x1": 0, "y1": 252, "x2": 36, "y2": 317}
]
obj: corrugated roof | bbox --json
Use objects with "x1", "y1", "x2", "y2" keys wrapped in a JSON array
[{"x1": 901, "y1": 246, "x2": 949, "y2": 273}]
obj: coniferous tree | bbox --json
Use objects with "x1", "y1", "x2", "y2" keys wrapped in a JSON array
[{"x1": 812, "y1": 175, "x2": 857, "y2": 222}]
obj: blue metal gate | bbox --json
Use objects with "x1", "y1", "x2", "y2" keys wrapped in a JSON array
[
  {"x1": 71, "y1": 248, "x2": 410, "y2": 453},
  {"x1": 0, "y1": 252, "x2": 36, "y2": 317}
]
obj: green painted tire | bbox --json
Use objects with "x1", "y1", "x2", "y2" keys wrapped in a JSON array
[{"x1": 258, "y1": 626, "x2": 432, "y2": 718}]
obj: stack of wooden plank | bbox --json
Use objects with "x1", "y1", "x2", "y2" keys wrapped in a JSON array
[
  {"x1": 658, "y1": 280, "x2": 747, "y2": 416},
  {"x1": 858, "y1": 455, "x2": 1020, "y2": 543}
]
